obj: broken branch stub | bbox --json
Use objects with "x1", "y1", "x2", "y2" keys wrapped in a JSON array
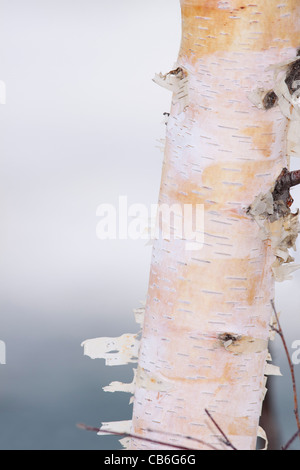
[
  {"x1": 285, "y1": 58, "x2": 300, "y2": 95},
  {"x1": 249, "y1": 167, "x2": 300, "y2": 283},
  {"x1": 272, "y1": 168, "x2": 300, "y2": 213}
]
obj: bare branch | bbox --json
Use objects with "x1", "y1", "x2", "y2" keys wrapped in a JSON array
[
  {"x1": 205, "y1": 409, "x2": 237, "y2": 450},
  {"x1": 145, "y1": 426, "x2": 218, "y2": 450},
  {"x1": 282, "y1": 429, "x2": 300, "y2": 450},
  {"x1": 270, "y1": 299, "x2": 300, "y2": 449},
  {"x1": 77, "y1": 422, "x2": 216, "y2": 450}
]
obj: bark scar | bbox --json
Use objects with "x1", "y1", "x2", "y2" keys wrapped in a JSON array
[
  {"x1": 218, "y1": 332, "x2": 241, "y2": 350},
  {"x1": 218, "y1": 333, "x2": 268, "y2": 355}
]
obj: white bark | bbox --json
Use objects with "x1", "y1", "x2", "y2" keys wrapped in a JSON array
[{"x1": 83, "y1": 0, "x2": 300, "y2": 451}]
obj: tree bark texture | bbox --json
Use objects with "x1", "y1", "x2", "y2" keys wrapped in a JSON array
[{"x1": 129, "y1": 0, "x2": 300, "y2": 450}]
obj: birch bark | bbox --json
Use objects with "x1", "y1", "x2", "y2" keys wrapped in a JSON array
[{"x1": 129, "y1": 0, "x2": 300, "y2": 451}]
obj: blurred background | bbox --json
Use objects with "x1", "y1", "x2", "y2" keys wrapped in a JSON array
[{"x1": 0, "y1": 0, "x2": 299, "y2": 450}]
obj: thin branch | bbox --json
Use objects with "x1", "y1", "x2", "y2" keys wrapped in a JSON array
[
  {"x1": 282, "y1": 429, "x2": 300, "y2": 451},
  {"x1": 77, "y1": 422, "x2": 214, "y2": 450},
  {"x1": 270, "y1": 299, "x2": 300, "y2": 449},
  {"x1": 145, "y1": 426, "x2": 218, "y2": 451},
  {"x1": 204, "y1": 409, "x2": 237, "y2": 450}
]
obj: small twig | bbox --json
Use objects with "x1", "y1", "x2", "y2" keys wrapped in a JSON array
[
  {"x1": 145, "y1": 426, "x2": 218, "y2": 451},
  {"x1": 282, "y1": 429, "x2": 300, "y2": 451},
  {"x1": 205, "y1": 409, "x2": 237, "y2": 450},
  {"x1": 270, "y1": 300, "x2": 300, "y2": 448},
  {"x1": 77, "y1": 423, "x2": 210, "y2": 450}
]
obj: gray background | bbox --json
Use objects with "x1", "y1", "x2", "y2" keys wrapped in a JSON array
[{"x1": 0, "y1": 0, "x2": 299, "y2": 450}]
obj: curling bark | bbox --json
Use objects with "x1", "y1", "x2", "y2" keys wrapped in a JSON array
[{"x1": 129, "y1": 0, "x2": 300, "y2": 450}]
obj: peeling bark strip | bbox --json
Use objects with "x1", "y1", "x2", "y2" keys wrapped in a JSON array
[
  {"x1": 153, "y1": 67, "x2": 189, "y2": 115},
  {"x1": 128, "y1": 0, "x2": 300, "y2": 451}
]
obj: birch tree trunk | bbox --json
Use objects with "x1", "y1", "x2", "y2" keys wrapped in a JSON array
[{"x1": 129, "y1": 0, "x2": 300, "y2": 451}]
